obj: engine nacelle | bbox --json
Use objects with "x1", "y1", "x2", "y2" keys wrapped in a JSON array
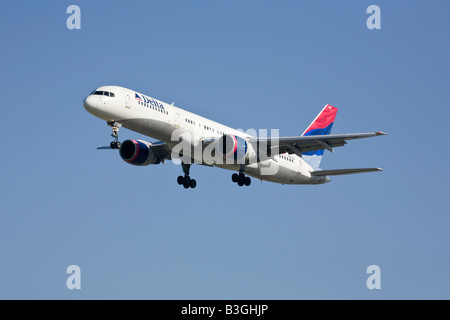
[
  {"x1": 217, "y1": 134, "x2": 249, "y2": 162},
  {"x1": 119, "y1": 139, "x2": 160, "y2": 166}
]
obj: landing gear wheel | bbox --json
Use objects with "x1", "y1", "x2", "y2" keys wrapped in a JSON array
[
  {"x1": 233, "y1": 171, "x2": 251, "y2": 187},
  {"x1": 110, "y1": 141, "x2": 120, "y2": 149},
  {"x1": 179, "y1": 163, "x2": 197, "y2": 189},
  {"x1": 238, "y1": 173, "x2": 245, "y2": 186},
  {"x1": 182, "y1": 175, "x2": 191, "y2": 189}
]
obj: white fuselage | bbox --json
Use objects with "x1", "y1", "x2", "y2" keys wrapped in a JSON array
[{"x1": 83, "y1": 85, "x2": 329, "y2": 185}]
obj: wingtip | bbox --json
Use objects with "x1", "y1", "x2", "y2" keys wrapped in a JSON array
[{"x1": 376, "y1": 131, "x2": 388, "y2": 136}]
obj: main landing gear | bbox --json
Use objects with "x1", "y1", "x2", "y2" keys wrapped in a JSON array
[
  {"x1": 108, "y1": 121, "x2": 121, "y2": 149},
  {"x1": 232, "y1": 172, "x2": 251, "y2": 187},
  {"x1": 177, "y1": 163, "x2": 197, "y2": 189}
]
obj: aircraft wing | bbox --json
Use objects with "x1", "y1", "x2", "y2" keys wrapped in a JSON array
[
  {"x1": 311, "y1": 168, "x2": 383, "y2": 176},
  {"x1": 147, "y1": 140, "x2": 172, "y2": 159},
  {"x1": 249, "y1": 131, "x2": 387, "y2": 156}
]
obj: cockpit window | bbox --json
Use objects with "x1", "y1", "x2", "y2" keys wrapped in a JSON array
[{"x1": 92, "y1": 90, "x2": 115, "y2": 97}]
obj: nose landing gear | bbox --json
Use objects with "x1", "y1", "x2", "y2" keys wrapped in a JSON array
[{"x1": 108, "y1": 121, "x2": 122, "y2": 149}]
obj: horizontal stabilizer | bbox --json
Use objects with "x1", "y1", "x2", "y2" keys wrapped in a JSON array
[{"x1": 311, "y1": 168, "x2": 383, "y2": 176}]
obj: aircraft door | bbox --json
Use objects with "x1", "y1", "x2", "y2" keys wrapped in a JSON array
[
  {"x1": 297, "y1": 157, "x2": 303, "y2": 173},
  {"x1": 124, "y1": 91, "x2": 131, "y2": 109}
]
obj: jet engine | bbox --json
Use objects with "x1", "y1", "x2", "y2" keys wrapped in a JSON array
[
  {"x1": 119, "y1": 139, "x2": 160, "y2": 166},
  {"x1": 217, "y1": 134, "x2": 250, "y2": 162}
]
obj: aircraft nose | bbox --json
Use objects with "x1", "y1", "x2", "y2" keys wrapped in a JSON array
[{"x1": 83, "y1": 95, "x2": 96, "y2": 112}]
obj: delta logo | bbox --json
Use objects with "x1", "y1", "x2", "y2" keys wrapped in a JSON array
[{"x1": 135, "y1": 93, "x2": 165, "y2": 109}]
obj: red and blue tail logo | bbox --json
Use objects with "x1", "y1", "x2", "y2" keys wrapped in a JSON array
[
  {"x1": 302, "y1": 105, "x2": 338, "y2": 169},
  {"x1": 302, "y1": 104, "x2": 337, "y2": 137}
]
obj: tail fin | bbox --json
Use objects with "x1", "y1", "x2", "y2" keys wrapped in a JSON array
[{"x1": 301, "y1": 105, "x2": 338, "y2": 170}]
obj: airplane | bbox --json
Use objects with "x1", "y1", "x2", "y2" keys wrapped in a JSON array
[{"x1": 83, "y1": 85, "x2": 386, "y2": 189}]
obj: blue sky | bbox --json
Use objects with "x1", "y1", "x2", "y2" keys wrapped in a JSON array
[{"x1": 0, "y1": 1, "x2": 449, "y2": 299}]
